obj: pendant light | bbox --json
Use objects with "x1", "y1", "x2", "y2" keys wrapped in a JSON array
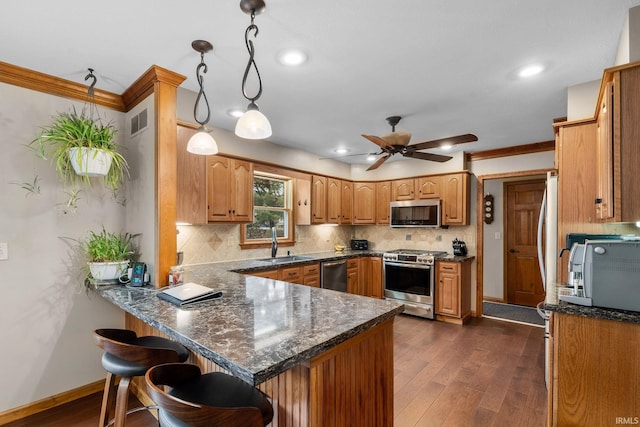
[
  {"x1": 187, "y1": 40, "x2": 218, "y2": 155},
  {"x1": 235, "y1": 0, "x2": 272, "y2": 140}
]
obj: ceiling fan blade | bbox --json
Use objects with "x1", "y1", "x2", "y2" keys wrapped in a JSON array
[
  {"x1": 362, "y1": 134, "x2": 395, "y2": 150},
  {"x1": 408, "y1": 133, "x2": 478, "y2": 151},
  {"x1": 367, "y1": 153, "x2": 391, "y2": 171},
  {"x1": 403, "y1": 151, "x2": 452, "y2": 162}
]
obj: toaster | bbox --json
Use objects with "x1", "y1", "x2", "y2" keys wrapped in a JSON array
[{"x1": 350, "y1": 239, "x2": 368, "y2": 250}]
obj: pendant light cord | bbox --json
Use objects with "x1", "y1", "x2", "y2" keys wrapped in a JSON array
[
  {"x1": 194, "y1": 52, "x2": 211, "y2": 126},
  {"x1": 241, "y1": 10, "x2": 263, "y2": 107}
]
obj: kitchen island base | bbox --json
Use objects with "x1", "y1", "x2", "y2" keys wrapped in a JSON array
[{"x1": 125, "y1": 313, "x2": 395, "y2": 427}]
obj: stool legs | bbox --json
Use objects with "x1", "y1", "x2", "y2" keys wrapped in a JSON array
[
  {"x1": 114, "y1": 376, "x2": 132, "y2": 427},
  {"x1": 99, "y1": 372, "x2": 116, "y2": 427}
]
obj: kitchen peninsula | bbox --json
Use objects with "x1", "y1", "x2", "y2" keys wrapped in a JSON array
[{"x1": 98, "y1": 256, "x2": 404, "y2": 427}]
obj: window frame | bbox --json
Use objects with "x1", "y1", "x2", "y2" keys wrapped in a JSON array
[{"x1": 240, "y1": 171, "x2": 295, "y2": 249}]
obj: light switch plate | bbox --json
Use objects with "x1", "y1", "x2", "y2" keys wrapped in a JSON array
[
  {"x1": 0, "y1": 242, "x2": 8, "y2": 260},
  {"x1": 494, "y1": 232, "x2": 501, "y2": 240}
]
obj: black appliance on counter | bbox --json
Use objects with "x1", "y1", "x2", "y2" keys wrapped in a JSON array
[
  {"x1": 350, "y1": 239, "x2": 368, "y2": 250},
  {"x1": 382, "y1": 249, "x2": 447, "y2": 319}
]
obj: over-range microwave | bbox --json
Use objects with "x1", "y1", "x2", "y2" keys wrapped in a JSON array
[{"x1": 390, "y1": 199, "x2": 441, "y2": 228}]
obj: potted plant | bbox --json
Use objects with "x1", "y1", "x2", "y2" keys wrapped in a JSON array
[
  {"x1": 29, "y1": 107, "x2": 129, "y2": 192},
  {"x1": 82, "y1": 227, "x2": 138, "y2": 284}
]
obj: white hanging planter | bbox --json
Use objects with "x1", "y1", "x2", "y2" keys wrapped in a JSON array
[
  {"x1": 69, "y1": 147, "x2": 113, "y2": 177},
  {"x1": 88, "y1": 261, "x2": 129, "y2": 284}
]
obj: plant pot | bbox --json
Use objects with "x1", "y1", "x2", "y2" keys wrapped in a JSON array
[
  {"x1": 69, "y1": 147, "x2": 113, "y2": 177},
  {"x1": 88, "y1": 261, "x2": 129, "y2": 284}
]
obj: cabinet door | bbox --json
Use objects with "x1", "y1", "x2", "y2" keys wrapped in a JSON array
[
  {"x1": 295, "y1": 178, "x2": 311, "y2": 225},
  {"x1": 177, "y1": 126, "x2": 207, "y2": 224},
  {"x1": 416, "y1": 176, "x2": 441, "y2": 199},
  {"x1": 340, "y1": 180, "x2": 353, "y2": 224},
  {"x1": 596, "y1": 80, "x2": 614, "y2": 220},
  {"x1": 347, "y1": 258, "x2": 360, "y2": 295},
  {"x1": 327, "y1": 178, "x2": 341, "y2": 223},
  {"x1": 436, "y1": 262, "x2": 460, "y2": 317},
  {"x1": 303, "y1": 264, "x2": 320, "y2": 288},
  {"x1": 375, "y1": 181, "x2": 391, "y2": 224},
  {"x1": 207, "y1": 156, "x2": 232, "y2": 221},
  {"x1": 442, "y1": 173, "x2": 469, "y2": 225},
  {"x1": 391, "y1": 179, "x2": 415, "y2": 201},
  {"x1": 353, "y1": 182, "x2": 376, "y2": 224},
  {"x1": 251, "y1": 269, "x2": 279, "y2": 280},
  {"x1": 361, "y1": 257, "x2": 383, "y2": 298},
  {"x1": 231, "y1": 159, "x2": 254, "y2": 222},
  {"x1": 618, "y1": 67, "x2": 640, "y2": 222},
  {"x1": 556, "y1": 122, "x2": 601, "y2": 284},
  {"x1": 280, "y1": 266, "x2": 303, "y2": 284},
  {"x1": 311, "y1": 176, "x2": 327, "y2": 224}
]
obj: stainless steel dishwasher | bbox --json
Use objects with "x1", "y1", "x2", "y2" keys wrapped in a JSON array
[{"x1": 320, "y1": 260, "x2": 347, "y2": 292}]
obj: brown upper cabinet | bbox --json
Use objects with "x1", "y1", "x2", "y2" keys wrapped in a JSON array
[
  {"x1": 441, "y1": 173, "x2": 469, "y2": 226},
  {"x1": 391, "y1": 179, "x2": 415, "y2": 200},
  {"x1": 294, "y1": 177, "x2": 311, "y2": 225},
  {"x1": 177, "y1": 127, "x2": 207, "y2": 225},
  {"x1": 595, "y1": 66, "x2": 640, "y2": 222},
  {"x1": 353, "y1": 182, "x2": 376, "y2": 224},
  {"x1": 416, "y1": 175, "x2": 441, "y2": 199},
  {"x1": 207, "y1": 156, "x2": 253, "y2": 223},
  {"x1": 326, "y1": 178, "x2": 353, "y2": 224},
  {"x1": 375, "y1": 181, "x2": 391, "y2": 224},
  {"x1": 311, "y1": 175, "x2": 327, "y2": 224}
]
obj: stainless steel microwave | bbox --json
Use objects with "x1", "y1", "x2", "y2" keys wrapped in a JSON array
[{"x1": 390, "y1": 199, "x2": 441, "y2": 228}]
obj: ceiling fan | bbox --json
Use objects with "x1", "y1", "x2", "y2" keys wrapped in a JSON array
[{"x1": 362, "y1": 116, "x2": 478, "y2": 171}]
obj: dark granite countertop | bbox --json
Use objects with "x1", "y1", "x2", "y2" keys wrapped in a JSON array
[
  {"x1": 544, "y1": 285, "x2": 640, "y2": 325},
  {"x1": 96, "y1": 259, "x2": 404, "y2": 386}
]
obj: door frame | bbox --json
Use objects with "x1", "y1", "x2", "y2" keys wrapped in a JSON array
[{"x1": 475, "y1": 168, "x2": 553, "y2": 317}]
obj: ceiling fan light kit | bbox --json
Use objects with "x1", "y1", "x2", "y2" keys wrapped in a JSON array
[
  {"x1": 361, "y1": 116, "x2": 478, "y2": 170},
  {"x1": 235, "y1": 0, "x2": 272, "y2": 140}
]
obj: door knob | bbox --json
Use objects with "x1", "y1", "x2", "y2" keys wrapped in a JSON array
[{"x1": 509, "y1": 248, "x2": 519, "y2": 253}]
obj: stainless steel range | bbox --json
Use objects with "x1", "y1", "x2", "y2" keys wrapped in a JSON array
[{"x1": 383, "y1": 249, "x2": 447, "y2": 319}]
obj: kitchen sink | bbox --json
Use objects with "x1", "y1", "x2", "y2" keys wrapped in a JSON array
[{"x1": 256, "y1": 255, "x2": 314, "y2": 264}]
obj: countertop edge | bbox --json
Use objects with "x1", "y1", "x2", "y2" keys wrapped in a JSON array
[{"x1": 544, "y1": 302, "x2": 640, "y2": 325}]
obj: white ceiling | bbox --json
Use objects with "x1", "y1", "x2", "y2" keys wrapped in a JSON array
[{"x1": 2, "y1": 1, "x2": 639, "y2": 167}]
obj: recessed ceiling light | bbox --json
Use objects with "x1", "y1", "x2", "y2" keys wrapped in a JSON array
[
  {"x1": 366, "y1": 155, "x2": 377, "y2": 162},
  {"x1": 518, "y1": 64, "x2": 544, "y2": 78},
  {"x1": 276, "y1": 49, "x2": 308, "y2": 66},
  {"x1": 227, "y1": 109, "x2": 244, "y2": 118},
  {"x1": 335, "y1": 148, "x2": 349, "y2": 154}
]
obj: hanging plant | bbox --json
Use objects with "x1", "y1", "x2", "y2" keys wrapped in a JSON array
[{"x1": 29, "y1": 106, "x2": 129, "y2": 192}]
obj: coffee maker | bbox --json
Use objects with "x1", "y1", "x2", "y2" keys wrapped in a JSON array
[{"x1": 567, "y1": 243, "x2": 585, "y2": 295}]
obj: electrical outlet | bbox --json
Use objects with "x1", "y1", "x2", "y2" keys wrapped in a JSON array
[
  {"x1": 495, "y1": 232, "x2": 501, "y2": 240},
  {"x1": 405, "y1": 234, "x2": 412, "y2": 241},
  {"x1": 0, "y1": 242, "x2": 8, "y2": 260},
  {"x1": 436, "y1": 235, "x2": 442, "y2": 242},
  {"x1": 227, "y1": 236, "x2": 233, "y2": 247}
]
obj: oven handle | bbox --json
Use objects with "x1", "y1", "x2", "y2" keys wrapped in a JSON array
[{"x1": 384, "y1": 261, "x2": 432, "y2": 270}]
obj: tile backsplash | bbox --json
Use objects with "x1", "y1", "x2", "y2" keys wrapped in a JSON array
[{"x1": 177, "y1": 224, "x2": 475, "y2": 265}]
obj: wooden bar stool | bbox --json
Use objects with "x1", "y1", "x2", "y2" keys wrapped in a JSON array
[
  {"x1": 93, "y1": 329, "x2": 190, "y2": 427},
  {"x1": 145, "y1": 363, "x2": 274, "y2": 427}
]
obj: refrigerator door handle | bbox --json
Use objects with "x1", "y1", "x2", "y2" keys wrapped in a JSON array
[{"x1": 537, "y1": 188, "x2": 547, "y2": 291}]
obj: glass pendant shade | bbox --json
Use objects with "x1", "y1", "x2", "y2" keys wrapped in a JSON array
[
  {"x1": 235, "y1": 109, "x2": 272, "y2": 139},
  {"x1": 187, "y1": 128, "x2": 218, "y2": 155}
]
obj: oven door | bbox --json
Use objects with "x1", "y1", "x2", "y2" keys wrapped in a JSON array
[{"x1": 383, "y1": 261, "x2": 434, "y2": 306}]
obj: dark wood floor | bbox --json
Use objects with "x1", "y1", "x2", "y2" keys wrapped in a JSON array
[
  {"x1": 7, "y1": 315, "x2": 547, "y2": 426},
  {"x1": 394, "y1": 314, "x2": 547, "y2": 427}
]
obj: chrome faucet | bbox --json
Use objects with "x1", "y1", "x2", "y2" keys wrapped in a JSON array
[{"x1": 271, "y1": 226, "x2": 278, "y2": 258}]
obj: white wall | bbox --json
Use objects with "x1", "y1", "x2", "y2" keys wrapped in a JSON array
[
  {"x1": 566, "y1": 80, "x2": 600, "y2": 121},
  {"x1": 615, "y1": 5, "x2": 640, "y2": 65},
  {"x1": 0, "y1": 83, "x2": 127, "y2": 411}
]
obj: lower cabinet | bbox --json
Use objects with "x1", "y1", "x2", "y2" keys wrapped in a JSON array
[
  {"x1": 248, "y1": 263, "x2": 319, "y2": 287},
  {"x1": 435, "y1": 259, "x2": 472, "y2": 324},
  {"x1": 549, "y1": 313, "x2": 640, "y2": 426},
  {"x1": 347, "y1": 258, "x2": 360, "y2": 294},
  {"x1": 247, "y1": 258, "x2": 383, "y2": 297}
]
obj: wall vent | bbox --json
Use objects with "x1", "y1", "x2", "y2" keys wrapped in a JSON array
[{"x1": 130, "y1": 109, "x2": 148, "y2": 136}]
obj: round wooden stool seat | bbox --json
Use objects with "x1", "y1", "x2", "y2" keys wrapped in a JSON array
[
  {"x1": 94, "y1": 329, "x2": 190, "y2": 427},
  {"x1": 146, "y1": 363, "x2": 274, "y2": 427}
]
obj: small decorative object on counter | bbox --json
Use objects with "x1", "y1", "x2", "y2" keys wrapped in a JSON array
[
  {"x1": 452, "y1": 238, "x2": 467, "y2": 256},
  {"x1": 334, "y1": 243, "x2": 346, "y2": 251},
  {"x1": 169, "y1": 266, "x2": 184, "y2": 286}
]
